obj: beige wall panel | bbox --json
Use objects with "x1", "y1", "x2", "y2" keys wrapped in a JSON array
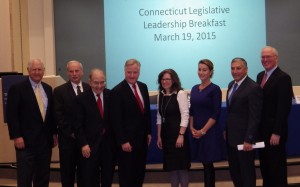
[{"x1": 0, "y1": 0, "x2": 12, "y2": 72}]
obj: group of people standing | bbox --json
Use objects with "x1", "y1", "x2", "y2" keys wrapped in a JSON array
[
  {"x1": 155, "y1": 46, "x2": 293, "y2": 187},
  {"x1": 6, "y1": 45, "x2": 293, "y2": 187}
]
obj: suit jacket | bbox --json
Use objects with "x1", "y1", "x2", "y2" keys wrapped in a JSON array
[
  {"x1": 257, "y1": 67, "x2": 293, "y2": 142},
  {"x1": 6, "y1": 78, "x2": 56, "y2": 148},
  {"x1": 53, "y1": 81, "x2": 90, "y2": 148},
  {"x1": 225, "y1": 76, "x2": 263, "y2": 148},
  {"x1": 73, "y1": 88, "x2": 110, "y2": 150},
  {"x1": 110, "y1": 80, "x2": 151, "y2": 148}
]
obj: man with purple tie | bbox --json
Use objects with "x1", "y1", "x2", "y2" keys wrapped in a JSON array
[{"x1": 225, "y1": 57, "x2": 263, "y2": 187}]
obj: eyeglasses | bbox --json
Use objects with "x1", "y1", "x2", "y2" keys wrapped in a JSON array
[
  {"x1": 92, "y1": 81, "x2": 106, "y2": 85},
  {"x1": 161, "y1": 78, "x2": 172, "y2": 81},
  {"x1": 261, "y1": 55, "x2": 275, "y2": 60}
]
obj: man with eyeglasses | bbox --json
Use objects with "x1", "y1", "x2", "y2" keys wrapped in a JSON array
[
  {"x1": 257, "y1": 46, "x2": 293, "y2": 187},
  {"x1": 73, "y1": 69, "x2": 116, "y2": 187}
]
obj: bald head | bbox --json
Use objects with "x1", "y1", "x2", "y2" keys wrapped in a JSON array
[
  {"x1": 261, "y1": 46, "x2": 279, "y2": 71},
  {"x1": 89, "y1": 69, "x2": 106, "y2": 94}
]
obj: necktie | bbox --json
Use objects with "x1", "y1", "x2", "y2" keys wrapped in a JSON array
[
  {"x1": 228, "y1": 83, "x2": 238, "y2": 105},
  {"x1": 132, "y1": 83, "x2": 144, "y2": 113},
  {"x1": 76, "y1": 85, "x2": 82, "y2": 95},
  {"x1": 35, "y1": 84, "x2": 45, "y2": 121},
  {"x1": 96, "y1": 94, "x2": 104, "y2": 118},
  {"x1": 260, "y1": 72, "x2": 268, "y2": 88}
]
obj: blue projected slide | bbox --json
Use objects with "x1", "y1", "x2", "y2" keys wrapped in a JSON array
[{"x1": 104, "y1": 0, "x2": 266, "y2": 90}]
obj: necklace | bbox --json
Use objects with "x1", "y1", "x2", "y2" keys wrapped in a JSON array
[{"x1": 160, "y1": 94, "x2": 173, "y2": 124}]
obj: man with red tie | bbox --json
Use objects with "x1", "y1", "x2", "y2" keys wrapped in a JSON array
[
  {"x1": 110, "y1": 59, "x2": 152, "y2": 187},
  {"x1": 73, "y1": 69, "x2": 115, "y2": 187}
]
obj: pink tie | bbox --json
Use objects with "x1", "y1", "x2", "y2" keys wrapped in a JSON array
[
  {"x1": 261, "y1": 72, "x2": 268, "y2": 88},
  {"x1": 96, "y1": 94, "x2": 104, "y2": 118},
  {"x1": 132, "y1": 84, "x2": 144, "y2": 113}
]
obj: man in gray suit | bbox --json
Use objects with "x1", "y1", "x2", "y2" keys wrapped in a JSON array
[{"x1": 224, "y1": 58, "x2": 263, "y2": 187}]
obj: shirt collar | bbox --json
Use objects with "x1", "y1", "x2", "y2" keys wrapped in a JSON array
[
  {"x1": 266, "y1": 66, "x2": 278, "y2": 77},
  {"x1": 71, "y1": 81, "x2": 82, "y2": 89},
  {"x1": 29, "y1": 77, "x2": 41, "y2": 88},
  {"x1": 235, "y1": 75, "x2": 248, "y2": 86}
]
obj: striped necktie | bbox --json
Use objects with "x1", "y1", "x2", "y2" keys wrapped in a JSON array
[{"x1": 228, "y1": 83, "x2": 238, "y2": 105}]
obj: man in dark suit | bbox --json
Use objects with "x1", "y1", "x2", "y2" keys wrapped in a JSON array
[
  {"x1": 257, "y1": 46, "x2": 293, "y2": 187},
  {"x1": 110, "y1": 59, "x2": 152, "y2": 187},
  {"x1": 6, "y1": 59, "x2": 58, "y2": 187},
  {"x1": 224, "y1": 58, "x2": 263, "y2": 187},
  {"x1": 53, "y1": 60, "x2": 89, "y2": 187},
  {"x1": 73, "y1": 69, "x2": 115, "y2": 187}
]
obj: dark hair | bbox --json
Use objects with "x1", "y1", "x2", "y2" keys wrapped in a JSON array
[
  {"x1": 157, "y1": 69, "x2": 183, "y2": 92},
  {"x1": 198, "y1": 59, "x2": 214, "y2": 78},
  {"x1": 231, "y1": 57, "x2": 247, "y2": 67}
]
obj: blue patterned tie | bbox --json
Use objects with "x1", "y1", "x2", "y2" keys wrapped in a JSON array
[{"x1": 228, "y1": 83, "x2": 238, "y2": 104}]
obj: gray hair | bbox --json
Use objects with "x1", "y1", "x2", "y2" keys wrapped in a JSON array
[
  {"x1": 27, "y1": 59, "x2": 45, "y2": 70},
  {"x1": 231, "y1": 57, "x2": 248, "y2": 67},
  {"x1": 124, "y1": 59, "x2": 141, "y2": 69},
  {"x1": 66, "y1": 60, "x2": 83, "y2": 70}
]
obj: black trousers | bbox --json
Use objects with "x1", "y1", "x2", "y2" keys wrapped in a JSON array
[
  {"x1": 259, "y1": 143, "x2": 287, "y2": 187},
  {"x1": 77, "y1": 137, "x2": 116, "y2": 187},
  {"x1": 117, "y1": 143, "x2": 147, "y2": 187},
  {"x1": 16, "y1": 142, "x2": 52, "y2": 187},
  {"x1": 58, "y1": 138, "x2": 79, "y2": 187},
  {"x1": 227, "y1": 145, "x2": 256, "y2": 187}
]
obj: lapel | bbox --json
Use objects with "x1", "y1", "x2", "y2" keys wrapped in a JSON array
[
  {"x1": 66, "y1": 81, "x2": 77, "y2": 97},
  {"x1": 123, "y1": 80, "x2": 144, "y2": 113},
  {"x1": 226, "y1": 81, "x2": 234, "y2": 107},
  {"x1": 82, "y1": 82, "x2": 90, "y2": 92},
  {"x1": 227, "y1": 77, "x2": 249, "y2": 107},
  {"x1": 102, "y1": 89, "x2": 110, "y2": 118},
  {"x1": 41, "y1": 82, "x2": 51, "y2": 121},
  {"x1": 25, "y1": 80, "x2": 42, "y2": 117},
  {"x1": 122, "y1": 80, "x2": 138, "y2": 101},
  {"x1": 262, "y1": 67, "x2": 280, "y2": 90},
  {"x1": 136, "y1": 81, "x2": 145, "y2": 102}
]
